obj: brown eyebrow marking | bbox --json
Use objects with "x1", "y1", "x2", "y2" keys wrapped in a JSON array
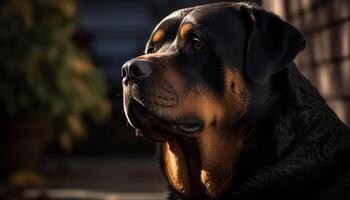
[
  {"x1": 179, "y1": 23, "x2": 192, "y2": 38},
  {"x1": 152, "y1": 29, "x2": 165, "y2": 42}
]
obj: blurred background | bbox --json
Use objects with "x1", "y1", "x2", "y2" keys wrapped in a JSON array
[{"x1": 0, "y1": 0, "x2": 348, "y2": 200}]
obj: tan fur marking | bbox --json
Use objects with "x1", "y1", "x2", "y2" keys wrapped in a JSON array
[
  {"x1": 162, "y1": 139, "x2": 191, "y2": 195},
  {"x1": 152, "y1": 29, "x2": 165, "y2": 42},
  {"x1": 197, "y1": 69, "x2": 248, "y2": 198},
  {"x1": 198, "y1": 128, "x2": 245, "y2": 198},
  {"x1": 179, "y1": 23, "x2": 192, "y2": 38}
]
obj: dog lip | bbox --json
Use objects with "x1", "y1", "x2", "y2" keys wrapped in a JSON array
[
  {"x1": 176, "y1": 118, "x2": 204, "y2": 135},
  {"x1": 131, "y1": 103, "x2": 165, "y2": 142},
  {"x1": 131, "y1": 102, "x2": 204, "y2": 140},
  {"x1": 133, "y1": 103, "x2": 158, "y2": 127}
]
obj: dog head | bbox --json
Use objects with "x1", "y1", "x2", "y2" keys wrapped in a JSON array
[{"x1": 122, "y1": 2, "x2": 305, "y2": 199}]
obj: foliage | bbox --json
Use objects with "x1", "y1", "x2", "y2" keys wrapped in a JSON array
[{"x1": 0, "y1": 0, "x2": 111, "y2": 151}]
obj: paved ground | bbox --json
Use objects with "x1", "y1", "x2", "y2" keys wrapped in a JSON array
[
  {"x1": 25, "y1": 189, "x2": 167, "y2": 200},
  {"x1": 27, "y1": 157, "x2": 168, "y2": 200}
]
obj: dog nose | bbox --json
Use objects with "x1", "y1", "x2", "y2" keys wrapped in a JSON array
[{"x1": 121, "y1": 60, "x2": 153, "y2": 84}]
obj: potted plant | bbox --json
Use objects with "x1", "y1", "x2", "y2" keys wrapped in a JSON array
[{"x1": 0, "y1": 0, "x2": 110, "y2": 186}]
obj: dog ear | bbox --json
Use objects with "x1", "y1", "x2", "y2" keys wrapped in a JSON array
[{"x1": 241, "y1": 5, "x2": 306, "y2": 84}]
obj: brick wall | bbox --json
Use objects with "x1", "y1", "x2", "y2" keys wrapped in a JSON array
[{"x1": 263, "y1": 0, "x2": 350, "y2": 126}]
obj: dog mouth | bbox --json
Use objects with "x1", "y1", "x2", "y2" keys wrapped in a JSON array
[
  {"x1": 125, "y1": 99, "x2": 206, "y2": 196},
  {"x1": 127, "y1": 100, "x2": 204, "y2": 142}
]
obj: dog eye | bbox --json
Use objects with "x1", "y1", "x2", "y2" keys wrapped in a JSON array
[
  {"x1": 146, "y1": 45, "x2": 156, "y2": 54},
  {"x1": 191, "y1": 38, "x2": 207, "y2": 51}
]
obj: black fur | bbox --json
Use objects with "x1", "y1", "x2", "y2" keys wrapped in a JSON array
[{"x1": 223, "y1": 64, "x2": 350, "y2": 200}]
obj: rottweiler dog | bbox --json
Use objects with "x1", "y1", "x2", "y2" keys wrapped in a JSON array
[{"x1": 122, "y1": 2, "x2": 350, "y2": 200}]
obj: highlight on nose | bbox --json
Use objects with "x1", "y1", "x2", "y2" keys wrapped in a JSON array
[{"x1": 121, "y1": 60, "x2": 153, "y2": 85}]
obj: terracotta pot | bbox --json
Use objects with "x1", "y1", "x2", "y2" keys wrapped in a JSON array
[{"x1": 5, "y1": 119, "x2": 51, "y2": 172}]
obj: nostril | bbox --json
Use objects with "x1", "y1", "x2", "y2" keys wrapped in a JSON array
[
  {"x1": 130, "y1": 64, "x2": 143, "y2": 77},
  {"x1": 129, "y1": 61, "x2": 152, "y2": 78}
]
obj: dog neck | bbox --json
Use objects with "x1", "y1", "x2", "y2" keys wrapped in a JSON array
[{"x1": 161, "y1": 127, "x2": 245, "y2": 199}]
